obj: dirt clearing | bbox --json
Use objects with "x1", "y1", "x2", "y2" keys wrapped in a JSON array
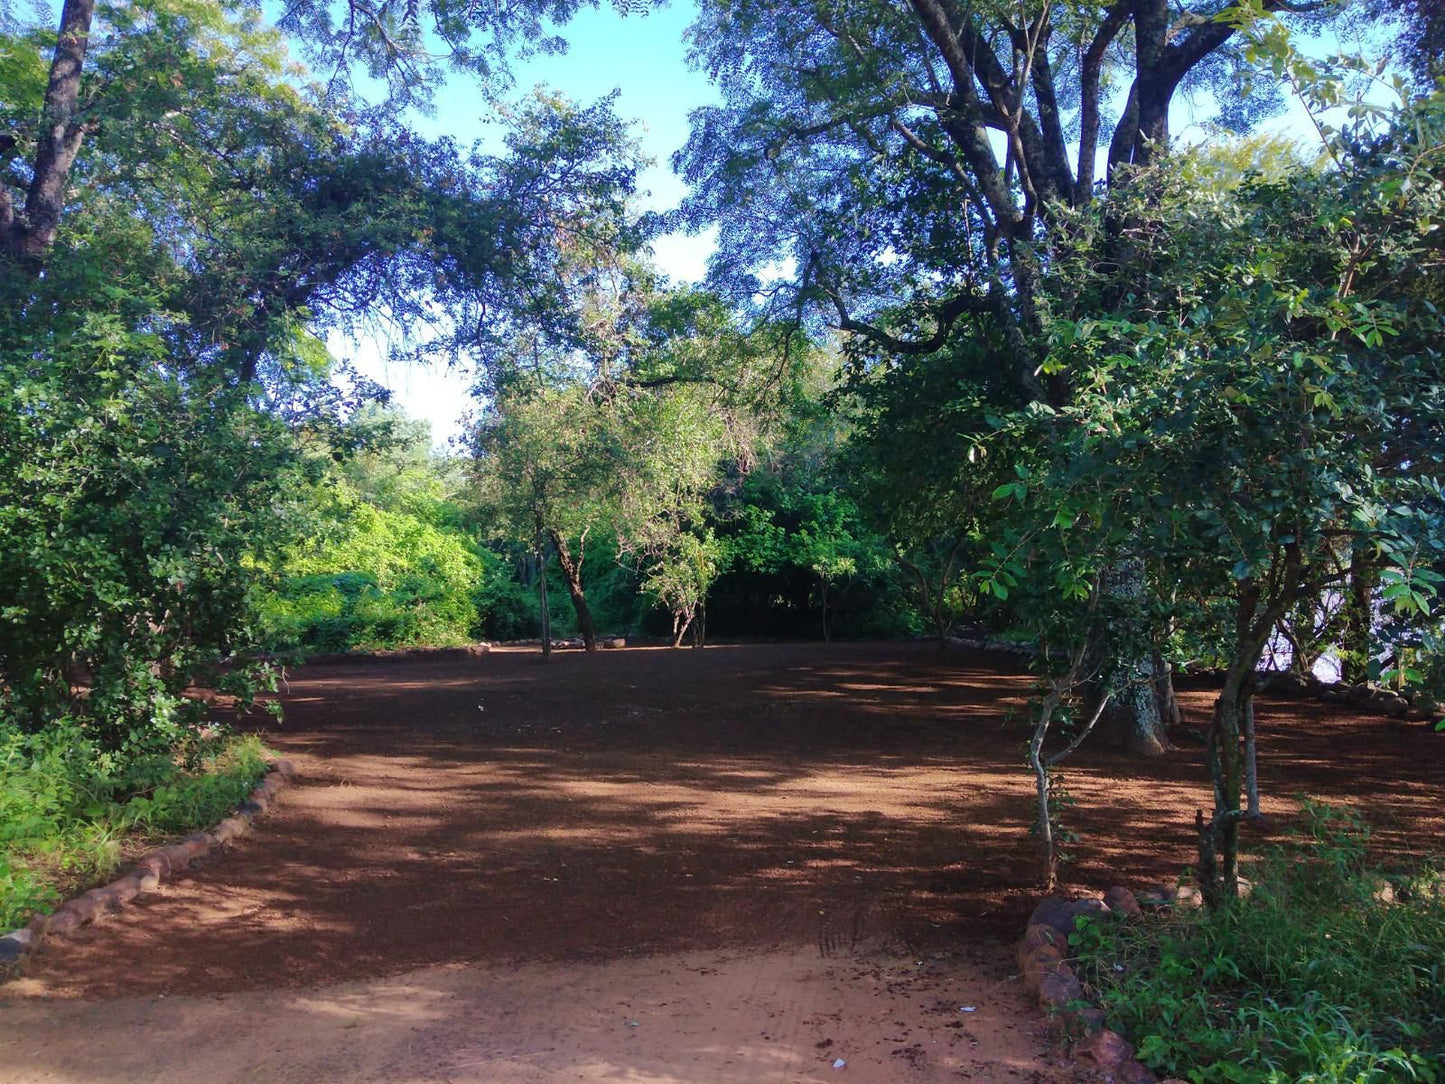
[{"x1": 2, "y1": 643, "x2": 1440, "y2": 1082}]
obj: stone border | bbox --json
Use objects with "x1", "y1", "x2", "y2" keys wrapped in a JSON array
[
  {"x1": 300, "y1": 643, "x2": 491, "y2": 666},
  {"x1": 0, "y1": 758, "x2": 296, "y2": 970},
  {"x1": 1019, "y1": 890, "x2": 1188, "y2": 1084}
]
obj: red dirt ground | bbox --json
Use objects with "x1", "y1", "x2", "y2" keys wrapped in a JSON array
[{"x1": 2, "y1": 642, "x2": 1441, "y2": 1083}]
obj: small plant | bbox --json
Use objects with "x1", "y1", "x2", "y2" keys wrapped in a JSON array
[
  {"x1": 0, "y1": 725, "x2": 271, "y2": 932},
  {"x1": 1071, "y1": 803, "x2": 1445, "y2": 1083}
]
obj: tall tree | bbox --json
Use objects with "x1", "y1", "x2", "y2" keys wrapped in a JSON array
[{"x1": 675, "y1": 0, "x2": 1339, "y2": 753}]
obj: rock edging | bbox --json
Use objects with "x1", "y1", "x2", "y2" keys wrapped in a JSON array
[
  {"x1": 300, "y1": 643, "x2": 492, "y2": 666},
  {"x1": 1019, "y1": 890, "x2": 1188, "y2": 1084},
  {"x1": 0, "y1": 758, "x2": 296, "y2": 970}
]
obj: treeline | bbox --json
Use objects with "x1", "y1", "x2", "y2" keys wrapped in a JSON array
[{"x1": 3, "y1": 0, "x2": 1445, "y2": 954}]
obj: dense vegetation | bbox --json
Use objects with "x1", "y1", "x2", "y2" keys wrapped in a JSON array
[
  {"x1": 2, "y1": 0, "x2": 1444, "y2": 1062},
  {"x1": 1073, "y1": 805, "x2": 1445, "y2": 1082}
]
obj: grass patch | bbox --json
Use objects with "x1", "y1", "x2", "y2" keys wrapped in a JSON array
[
  {"x1": 0, "y1": 726, "x2": 270, "y2": 931},
  {"x1": 1072, "y1": 802, "x2": 1445, "y2": 1083}
]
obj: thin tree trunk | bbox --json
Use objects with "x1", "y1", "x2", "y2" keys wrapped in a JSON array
[
  {"x1": 1155, "y1": 655, "x2": 1183, "y2": 728},
  {"x1": 819, "y1": 577, "x2": 830, "y2": 643},
  {"x1": 1341, "y1": 550, "x2": 1378, "y2": 684},
  {"x1": 1202, "y1": 672, "x2": 1247, "y2": 910},
  {"x1": 548, "y1": 529, "x2": 597, "y2": 651},
  {"x1": 1243, "y1": 697, "x2": 1260, "y2": 818},
  {"x1": 672, "y1": 611, "x2": 691, "y2": 648},
  {"x1": 537, "y1": 550, "x2": 552, "y2": 658}
]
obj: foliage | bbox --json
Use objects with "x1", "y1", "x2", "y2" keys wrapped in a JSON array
[
  {"x1": 970, "y1": 84, "x2": 1445, "y2": 901},
  {"x1": 0, "y1": 725, "x2": 270, "y2": 930},
  {"x1": 0, "y1": 297, "x2": 309, "y2": 757},
  {"x1": 1072, "y1": 804, "x2": 1445, "y2": 1083},
  {"x1": 713, "y1": 467, "x2": 914, "y2": 641}
]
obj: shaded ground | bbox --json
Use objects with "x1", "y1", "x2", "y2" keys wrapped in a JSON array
[{"x1": 2, "y1": 642, "x2": 1441, "y2": 1082}]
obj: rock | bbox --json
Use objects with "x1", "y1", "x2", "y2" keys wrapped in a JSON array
[
  {"x1": 108, "y1": 874, "x2": 144, "y2": 905},
  {"x1": 83, "y1": 886, "x2": 120, "y2": 914},
  {"x1": 271, "y1": 758, "x2": 296, "y2": 779},
  {"x1": 1018, "y1": 944, "x2": 1066, "y2": 994},
  {"x1": 135, "y1": 866, "x2": 161, "y2": 892},
  {"x1": 1371, "y1": 878, "x2": 1396, "y2": 904},
  {"x1": 0, "y1": 931, "x2": 31, "y2": 965},
  {"x1": 603, "y1": 637, "x2": 627, "y2": 649},
  {"x1": 1173, "y1": 884, "x2": 1204, "y2": 909},
  {"x1": 44, "y1": 910, "x2": 81, "y2": 935},
  {"x1": 1037, "y1": 967, "x2": 1084, "y2": 1011},
  {"x1": 158, "y1": 842, "x2": 198, "y2": 871},
  {"x1": 1341, "y1": 684, "x2": 1373, "y2": 707},
  {"x1": 1116, "y1": 1061, "x2": 1161, "y2": 1083},
  {"x1": 1136, "y1": 884, "x2": 1174, "y2": 907},
  {"x1": 1028, "y1": 896, "x2": 1110, "y2": 939},
  {"x1": 1103, "y1": 886, "x2": 1143, "y2": 917},
  {"x1": 1378, "y1": 694, "x2": 1410, "y2": 718},
  {"x1": 138, "y1": 852, "x2": 171, "y2": 879},
  {"x1": 1065, "y1": 1004, "x2": 1108, "y2": 1035},
  {"x1": 212, "y1": 815, "x2": 250, "y2": 845},
  {"x1": 1072, "y1": 1029, "x2": 1136, "y2": 1070},
  {"x1": 1261, "y1": 672, "x2": 1307, "y2": 696},
  {"x1": 210, "y1": 821, "x2": 238, "y2": 845},
  {"x1": 63, "y1": 895, "x2": 103, "y2": 926},
  {"x1": 1017, "y1": 923, "x2": 1062, "y2": 961}
]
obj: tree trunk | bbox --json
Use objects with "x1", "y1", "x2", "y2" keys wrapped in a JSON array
[
  {"x1": 548, "y1": 529, "x2": 597, "y2": 651},
  {"x1": 1243, "y1": 697, "x2": 1260, "y2": 819},
  {"x1": 537, "y1": 550, "x2": 552, "y2": 658},
  {"x1": 1096, "y1": 557, "x2": 1168, "y2": 756},
  {"x1": 1340, "y1": 551, "x2": 1378, "y2": 685},
  {"x1": 3, "y1": 0, "x2": 96, "y2": 266},
  {"x1": 1201, "y1": 671, "x2": 1248, "y2": 910},
  {"x1": 672, "y1": 610, "x2": 691, "y2": 648},
  {"x1": 1155, "y1": 653, "x2": 1182, "y2": 729},
  {"x1": 819, "y1": 576, "x2": 830, "y2": 643}
]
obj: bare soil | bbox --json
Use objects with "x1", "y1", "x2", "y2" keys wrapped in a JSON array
[{"x1": 2, "y1": 642, "x2": 1440, "y2": 1083}]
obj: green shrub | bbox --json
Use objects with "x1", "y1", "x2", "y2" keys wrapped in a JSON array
[
  {"x1": 1072, "y1": 803, "x2": 1445, "y2": 1083},
  {"x1": 258, "y1": 494, "x2": 526, "y2": 651},
  {"x1": 0, "y1": 725, "x2": 270, "y2": 931}
]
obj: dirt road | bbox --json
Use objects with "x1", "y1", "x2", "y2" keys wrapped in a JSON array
[{"x1": 2, "y1": 643, "x2": 1439, "y2": 1082}]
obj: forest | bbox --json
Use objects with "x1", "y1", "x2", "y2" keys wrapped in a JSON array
[{"x1": 1, "y1": 0, "x2": 1444, "y2": 1078}]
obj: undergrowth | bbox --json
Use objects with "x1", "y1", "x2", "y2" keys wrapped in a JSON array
[
  {"x1": 0, "y1": 726, "x2": 270, "y2": 931},
  {"x1": 1072, "y1": 802, "x2": 1445, "y2": 1083}
]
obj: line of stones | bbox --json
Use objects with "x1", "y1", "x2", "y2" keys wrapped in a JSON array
[
  {"x1": 1019, "y1": 888, "x2": 1190, "y2": 1084},
  {"x1": 0, "y1": 758, "x2": 295, "y2": 968}
]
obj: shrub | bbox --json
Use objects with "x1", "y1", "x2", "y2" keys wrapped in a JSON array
[
  {"x1": 1072, "y1": 803, "x2": 1445, "y2": 1083},
  {"x1": 261, "y1": 497, "x2": 496, "y2": 651},
  {"x1": 0, "y1": 724, "x2": 270, "y2": 931}
]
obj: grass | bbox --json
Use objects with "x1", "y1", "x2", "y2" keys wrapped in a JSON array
[
  {"x1": 0, "y1": 727, "x2": 270, "y2": 931},
  {"x1": 1071, "y1": 802, "x2": 1445, "y2": 1084}
]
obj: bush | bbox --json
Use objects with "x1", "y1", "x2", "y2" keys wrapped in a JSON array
[
  {"x1": 0, "y1": 724, "x2": 270, "y2": 931},
  {"x1": 261, "y1": 497, "x2": 497, "y2": 651},
  {"x1": 1072, "y1": 803, "x2": 1445, "y2": 1083}
]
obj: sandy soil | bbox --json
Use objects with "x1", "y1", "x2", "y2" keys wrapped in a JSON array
[{"x1": 1, "y1": 642, "x2": 1440, "y2": 1082}]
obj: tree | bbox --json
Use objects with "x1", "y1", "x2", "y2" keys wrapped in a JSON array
[
  {"x1": 473, "y1": 384, "x2": 616, "y2": 651},
  {"x1": 675, "y1": 0, "x2": 1339, "y2": 750},
  {"x1": 986, "y1": 86, "x2": 1445, "y2": 905}
]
